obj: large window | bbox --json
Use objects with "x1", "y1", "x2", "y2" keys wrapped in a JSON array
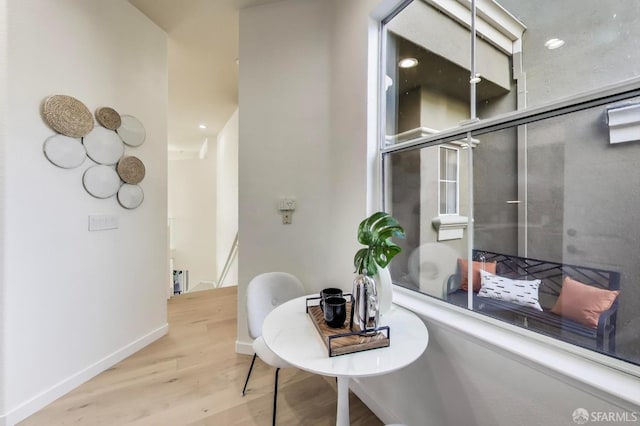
[{"x1": 381, "y1": 0, "x2": 640, "y2": 368}]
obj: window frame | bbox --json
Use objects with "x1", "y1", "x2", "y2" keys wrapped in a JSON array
[
  {"x1": 438, "y1": 145, "x2": 459, "y2": 216},
  {"x1": 376, "y1": 0, "x2": 640, "y2": 378}
]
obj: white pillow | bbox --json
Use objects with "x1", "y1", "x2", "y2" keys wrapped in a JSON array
[{"x1": 478, "y1": 270, "x2": 543, "y2": 311}]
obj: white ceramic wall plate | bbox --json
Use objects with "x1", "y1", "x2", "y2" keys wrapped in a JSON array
[
  {"x1": 43, "y1": 134, "x2": 86, "y2": 169},
  {"x1": 83, "y1": 165, "x2": 121, "y2": 199},
  {"x1": 117, "y1": 184, "x2": 144, "y2": 209},
  {"x1": 117, "y1": 115, "x2": 146, "y2": 147},
  {"x1": 83, "y1": 126, "x2": 124, "y2": 165}
]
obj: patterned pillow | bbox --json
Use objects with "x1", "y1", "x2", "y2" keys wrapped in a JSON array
[{"x1": 478, "y1": 270, "x2": 543, "y2": 311}]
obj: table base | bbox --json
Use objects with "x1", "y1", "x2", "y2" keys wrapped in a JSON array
[{"x1": 337, "y1": 376, "x2": 350, "y2": 426}]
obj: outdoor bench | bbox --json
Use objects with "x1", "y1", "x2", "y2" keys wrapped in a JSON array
[{"x1": 446, "y1": 250, "x2": 620, "y2": 353}]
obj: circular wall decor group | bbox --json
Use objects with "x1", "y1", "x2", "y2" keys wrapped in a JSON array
[{"x1": 41, "y1": 94, "x2": 147, "y2": 209}]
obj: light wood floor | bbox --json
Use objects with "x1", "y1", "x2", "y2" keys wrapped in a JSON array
[{"x1": 20, "y1": 287, "x2": 383, "y2": 426}]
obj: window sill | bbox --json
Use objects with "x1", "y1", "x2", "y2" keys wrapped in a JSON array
[
  {"x1": 392, "y1": 285, "x2": 640, "y2": 409},
  {"x1": 431, "y1": 215, "x2": 468, "y2": 241}
]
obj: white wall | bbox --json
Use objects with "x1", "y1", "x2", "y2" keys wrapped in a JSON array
[
  {"x1": 356, "y1": 290, "x2": 637, "y2": 425},
  {"x1": 237, "y1": 0, "x2": 378, "y2": 350},
  {"x1": 0, "y1": 0, "x2": 8, "y2": 417},
  {"x1": 168, "y1": 151, "x2": 217, "y2": 290},
  {"x1": 237, "y1": 1, "x2": 639, "y2": 425},
  {"x1": 216, "y1": 109, "x2": 239, "y2": 287},
  {"x1": 1, "y1": 1, "x2": 168, "y2": 424}
]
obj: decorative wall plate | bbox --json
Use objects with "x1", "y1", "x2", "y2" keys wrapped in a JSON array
[
  {"x1": 43, "y1": 134, "x2": 86, "y2": 169},
  {"x1": 95, "y1": 107, "x2": 122, "y2": 130},
  {"x1": 117, "y1": 156, "x2": 145, "y2": 184},
  {"x1": 118, "y1": 184, "x2": 144, "y2": 209},
  {"x1": 82, "y1": 165, "x2": 120, "y2": 199},
  {"x1": 83, "y1": 126, "x2": 124, "y2": 165},
  {"x1": 42, "y1": 95, "x2": 94, "y2": 138},
  {"x1": 117, "y1": 115, "x2": 146, "y2": 147}
]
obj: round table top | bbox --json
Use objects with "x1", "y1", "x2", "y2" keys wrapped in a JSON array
[{"x1": 262, "y1": 295, "x2": 429, "y2": 378}]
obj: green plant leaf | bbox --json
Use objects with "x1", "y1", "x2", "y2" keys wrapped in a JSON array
[
  {"x1": 374, "y1": 225, "x2": 405, "y2": 243},
  {"x1": 357, "y1": 211, "x2": 387, "y2": 245},
  {"x1": 353, "y1": 248, "x2": 369, "y2": 274},
  {"x1": 373, "y1": 243, "x2": 401, "y2": 269},
  {"x1": 355, "y1": 211, "x2": 405, "y2": 275}
]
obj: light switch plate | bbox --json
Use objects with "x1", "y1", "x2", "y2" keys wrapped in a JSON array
[
  {"x1": 278, "y1": 198, "x2": 296, "y2": 211},
  {"x1": 282, "y1": 211, "x2": 292, "y2": 224},
  {"x1": 89, "y1": 214, "x2": 119, "y2": 231}
]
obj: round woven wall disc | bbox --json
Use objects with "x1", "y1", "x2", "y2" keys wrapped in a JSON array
[
  {"x1": 117, "y1": 156, "x2": 146, "y2": 184},
  {"x1": 42, "y1": 95, "x2": 94, "y2": 138},
  {"x1": 96, "y1": 107, "x2": 122, "y2": 130}
]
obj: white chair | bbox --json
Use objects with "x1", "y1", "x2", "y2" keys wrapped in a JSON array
[{"x1": 241, "y1": 272, "x2": 306, "y2": 426}]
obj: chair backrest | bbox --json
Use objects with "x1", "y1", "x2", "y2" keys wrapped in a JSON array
[{"x1": 247, "y1": 272, "x2": 305, "y2": 339}]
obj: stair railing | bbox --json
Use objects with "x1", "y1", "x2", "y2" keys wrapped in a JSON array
[{"x1": 216, "y1": 232, "x2": 238, "y2": 288}]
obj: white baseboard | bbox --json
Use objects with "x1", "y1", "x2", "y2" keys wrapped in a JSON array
[
  {"x1": 1, "y1": 324, "x2": 168, "y2": 426},
  {"x1": 235, "y1": 339, "x2": 253, "y2": 355},
  {"x1": 350, "y1": 378, "x2": 399, "y2": 425}
]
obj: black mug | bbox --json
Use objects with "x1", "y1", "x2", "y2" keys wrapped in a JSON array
[
  {"x1": 320, "y1": 288, "x2": 343, "y2": 311},
  {"x1": 323, "y1": 296, "x2": 347, "y2": 328}
]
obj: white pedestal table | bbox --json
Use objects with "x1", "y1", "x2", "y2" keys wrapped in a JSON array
[{"x1": 262, "y1": 295, "x2": 429, "y2": 426}]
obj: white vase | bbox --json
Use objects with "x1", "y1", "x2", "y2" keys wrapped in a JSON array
[{"x1": 375, "y1": 266, "x2": 393, "y2": 316}]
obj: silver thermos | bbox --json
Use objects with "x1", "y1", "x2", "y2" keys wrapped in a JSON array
[{"x1": 351, "y1": 274, "x2": 379, "y2": 332}]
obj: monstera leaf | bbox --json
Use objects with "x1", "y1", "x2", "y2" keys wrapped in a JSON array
[{"x1": 354, "y1": 211, "x2": 405, "y2": 276}]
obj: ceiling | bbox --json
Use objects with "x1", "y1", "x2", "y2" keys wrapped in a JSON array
[
  {"x1": 394, "y1": 35, "x2": 508, "y2": 103},
  {"x1": 129, "y1": 0, "x2": 281, "y2": 156}
]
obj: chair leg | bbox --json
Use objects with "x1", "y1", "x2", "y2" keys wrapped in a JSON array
[
  {"x1": 241, "y1": 354, "x2": 257, "y2": 396},
  {"x1": 272, "y1": 368, "x2": 280, "y2": 426}
]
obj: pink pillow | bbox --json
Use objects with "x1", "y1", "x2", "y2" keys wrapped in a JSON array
[
  {"x1": 458, "y1": 258, "x2": 496, "y2": 292},
  {"x1": 551, "y1": 277, "x2": 619, "y2": 328}
]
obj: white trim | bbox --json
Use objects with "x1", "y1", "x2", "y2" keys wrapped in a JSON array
[
  {"x1": 431, "y1": 215, "x2": 468, "y2": 241},
  {"x1": 424, "y1": 0, "x2": 526, "y2": 55},
  {"x1": 1, "y1": 324, "x2": 168, "y2": 426},
  {"x1": 350, "y1": 378, "x2": 400, "y2": 424},
  {"x1": 391, "y1": 286, "x2": 640, "y2": 409},
  {"x1": 385, "y1": 126, "x2": 479, "y2": 147},
  {"x1": 472, "y1": 0, "x2": 526, "y2": 42},
  {"x1": 606, "y1": 103, "x2": 640, "y2": 144},
  {"x1": 235, "y1": 339, "x2": 254, "y2": 355},
  {"x1": 381, "y1": 76, "x2": 640, "y2": 155}
]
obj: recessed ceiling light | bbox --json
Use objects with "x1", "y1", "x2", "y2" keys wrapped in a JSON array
[
  {"x1": 398, "y1": 58, "x2": 419, "y2": 68},
  {"x1": 199, "y1": 124, "x2": 207, "y2": 129},
  {"x1": 544, "y1": 38, "x2": 565, "y2": 50}
]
